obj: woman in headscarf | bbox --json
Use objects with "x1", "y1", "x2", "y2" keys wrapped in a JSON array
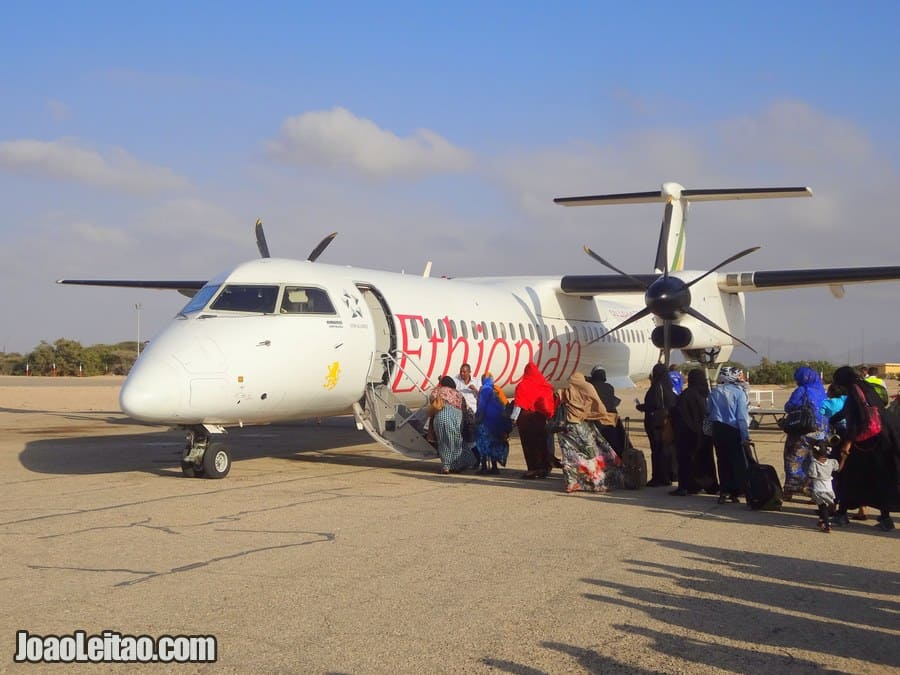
[
  {"x1": 830, "y1": 366, "x2": 900, "y2": 531},
  {"x1": 782, "y1": 366, "x2": 828, "y2": 501},
  {"x1": 554, "y1": 372, "x2": 623, "y2": 493},
  {"x1": 707, "y1": 366, "x2": 752, "y2": 504},
  {"x1": 427, "y1": 376, "x2": 476, "y2": 474},
  {"x1": 588, "y1": 366, "x2": 626, "y2": 454},
  {"x1": 475, "y1": 373, "x2": 512, "y2": 474},
  {"x1": 636, "y1": 363, "x2": 677, "y2": 487},
  {"x1": 513, "y1": 362, "x2": 556, "y2": 479},
  {"x1": 670, "y1": 368, "x2": 718, "y2": 496}
]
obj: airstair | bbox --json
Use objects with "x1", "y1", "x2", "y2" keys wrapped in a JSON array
[{"x1": 352, "y1": 351, "x2": 438, "y2": 459}]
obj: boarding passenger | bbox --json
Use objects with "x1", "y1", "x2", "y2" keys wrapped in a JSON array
[
  {"x1": 588, "y1": 366, "x2": 626, "y2": 454},
  {"x1": 829, "y1": 366, "x2": 900, "y2": 532},
  {"x1": 474, "y1": 374, "x2": 511, "y2": 475},
  {"x1": 513, "y1": 362, "x2": 555, "y2": 479},
  {"x1": 668, "y1": 364, "x2": 684, "y2": 395},
  {"x1": 782, "y1": 367, "x2": 828, "y2": 502},
  {"x1": 707, "y1": 366, "x2": 752, "y2": 504},
  {"x1": 553, "y1": 372, "x2": 622, "y2": 493},
  {"x1": 427, "y1": 376, "x2": 476, "y2": 474},
  {"x1": 637, "y1": 363, "x2": 677, "y2": 487},
  {"x1": 670, "y1": 369, "x2": 718, "y2": 496},
  {"x1": 807, "y1": 441, "x2": 844, "y2": 533}
]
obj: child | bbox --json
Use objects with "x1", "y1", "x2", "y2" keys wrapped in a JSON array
[{"x1": 806, "y1": 441, "x2": 844, "y2": 533}]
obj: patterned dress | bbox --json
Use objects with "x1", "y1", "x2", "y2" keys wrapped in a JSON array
[
  {"x1": 432, "y1": 404, "x2": 475, "y2": 472},
  {"x1": 558, "y1": 421, "x2": 624, "y2": 492}
]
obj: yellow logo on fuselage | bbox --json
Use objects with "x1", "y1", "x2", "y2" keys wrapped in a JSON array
[{"x1": 324, "y1": 362, "x2": 340, "y2": 390}]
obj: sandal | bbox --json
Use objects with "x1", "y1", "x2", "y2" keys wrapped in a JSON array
[{"x1": 565, "y1": 484, "x2": 582, "y2": 494}]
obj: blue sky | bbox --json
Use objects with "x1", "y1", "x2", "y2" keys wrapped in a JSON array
[{"x1": 1, "y1": 2, "x2": 899, "y2": 364}]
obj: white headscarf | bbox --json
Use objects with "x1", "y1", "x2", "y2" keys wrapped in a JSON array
[{"x1": 717, "y1": 366, "x2": 742, "y2": 385}]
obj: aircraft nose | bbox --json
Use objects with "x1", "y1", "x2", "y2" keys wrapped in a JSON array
[{"x1": 119, "y1": 357, "x2": 186, "y2": 422}]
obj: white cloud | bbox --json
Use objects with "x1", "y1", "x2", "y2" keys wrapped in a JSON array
[
  {"x1": 71, "y1": 221, "x2": 132, "y2": 246},
  {"x1": 0, "y1": 138, "x2": 190, "y2": 194},
  {"x1": 718, "y1": 100, "x2": 873, "y2": 167},
  {"x1": 266, "y1": 107, "x2": 472, "y2": 178}
]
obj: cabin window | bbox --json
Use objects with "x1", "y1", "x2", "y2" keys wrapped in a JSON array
[
  {"x1": 438, "y1": 320, "x2": 446, "y2": 339},
  {"x1": 551, "y1": 325, "x2": 558, "y2": 339},
  {"x1": 411, "y1": 321, "x2": 420, "y2": 339},
  {"x1": 451, "y1": 320, "x2": 458, "y2": 339},
  {"x1": 499, "y1": 323, "x2": 507, "y2": 339},
  {"x1": 460, "y1": 321, "x2": 468, "y2": 339},
  {"x1": 527, "y1": 324, "x2": 534, "y2": 341},
  {"x1": 481, "y1": 321, "x2": 488, "y2": 338},
  {"x1": 279, "y1": 286, "x2": 337, "y2": 315},
  {"x1": 471, "y1": 321, "x2": 479, "y2": 337},
  {"x1": 424, "y1": 318, "x2": 433, "y2": 339},
  {"x1": 508, "y1": 323, "x2": 515, "y2": 340},
  {"x1": 211, "y1": 284, "x2": 279, "y2": 313},
  {"x1": 179, "y1": 283, "x2": 221, "y2": 314}
]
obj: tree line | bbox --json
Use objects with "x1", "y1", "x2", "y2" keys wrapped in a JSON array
[{"x1": 0, "y1": 339, "x2": 141, "y2": 376}]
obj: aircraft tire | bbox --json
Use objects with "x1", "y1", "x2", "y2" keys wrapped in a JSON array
[{"x1": 202, "y1": 445, "x2": 231, "y2": 479}]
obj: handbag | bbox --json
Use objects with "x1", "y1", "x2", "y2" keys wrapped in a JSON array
[
  {"x1": 853, "y1": 385, "x2": 882, "y2": 442},
  {"x1": 548, "y1": 402, "x2": 570, "y2": 433},
  {"x1": 779, "y1": 393, "x2": 817, "y2": 435},
  {"x1": 427, "y1": 394, "x2": 444, "y2": 417}
]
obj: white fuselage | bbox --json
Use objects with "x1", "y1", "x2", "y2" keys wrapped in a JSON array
[{"x1": 120, "y1": 258, "x2": 712, "y2": 426}]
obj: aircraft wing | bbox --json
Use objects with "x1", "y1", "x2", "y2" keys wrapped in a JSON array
[
  {"x1": 56, "y1": 279, "x2": 207, "y2": 298},
  {"x1": 716, "y1": 266, "x2": 900, "y2": 292},
  {"x1": 559, "y1": 266, "x2": 900, "y2": 295}
]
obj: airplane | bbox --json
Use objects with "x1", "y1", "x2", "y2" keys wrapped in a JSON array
[{"x1": 58, "y1": 182, "x2": 900, "y2": 479}]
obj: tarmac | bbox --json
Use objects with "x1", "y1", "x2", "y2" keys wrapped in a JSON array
[{"x1": 0, "y1": 376, "x2": 897, "y2": 673}]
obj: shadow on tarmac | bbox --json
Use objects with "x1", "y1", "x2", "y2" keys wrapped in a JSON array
[
  {"x1": 18, "y1": 417, "x2": 375, "y2": 477},
  {"x1": 481, "y1": 538, "x2": 896, "y2": 673}
]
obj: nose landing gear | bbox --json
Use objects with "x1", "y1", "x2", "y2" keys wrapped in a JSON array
[{"x1": 181, "y1": 425, "x2": 231, "y2": 479}]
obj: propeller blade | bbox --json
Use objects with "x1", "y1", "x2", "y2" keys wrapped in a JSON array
[
  {"x1": 654, "y1": 201, "x2": 674, "y2": 279},
  {"x1": 685, "y1": 246, "x2": 761, "y2": 289},
  {"x1": 255, "y1": 218, "x2": 270, "y2": 258},
  {"x1": 308, "y1": 232, "x2": 338, "y2": 262},
  {"x1": 684, "y1": 307, "x2": 757, "y2": 353},
  {"x1": 587, "y1": 307, "x2": 653, "y2": 344},
  {"x1": 584, "y1": 246, "x2": 649, "y2": 289}
]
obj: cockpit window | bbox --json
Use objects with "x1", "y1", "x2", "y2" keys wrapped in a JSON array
[
  {"x1": 279, "y1": 286, "x2": 336, "y2": 315},
  {"x1": 179, "y1": 283, "x2": 221, "y2": 315},
  {"x1": 210, "y1": 285, "x2": 279, "y2": 313}
]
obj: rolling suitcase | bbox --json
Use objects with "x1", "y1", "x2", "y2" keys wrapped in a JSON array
[
  {"x1": 745, "y1": 442, "x2": 783, "y2": 511},
  {"x1": 621, "y1": 416, "x2": 648, "y2": 490}
]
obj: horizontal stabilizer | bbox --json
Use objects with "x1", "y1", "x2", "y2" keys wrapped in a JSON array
[
  {"x1": 57, "y1": 279, "x2": 206, "y2": 298},
  {"x1": 554, "y1": 186, "x2": 811, "y2": 207}
]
